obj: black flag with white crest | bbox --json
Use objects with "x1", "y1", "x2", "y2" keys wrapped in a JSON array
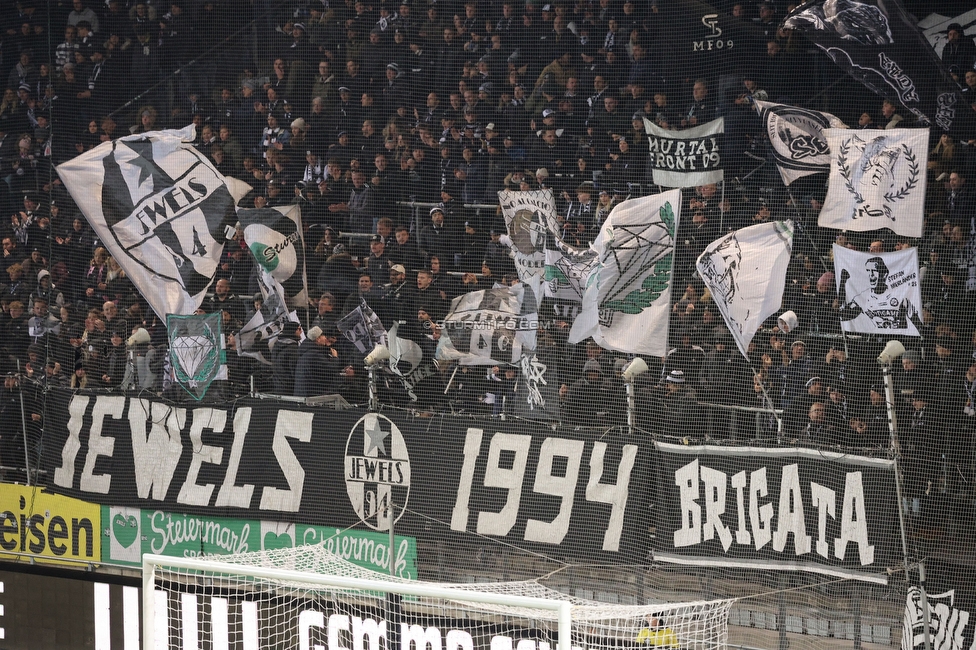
[{"x1": 783, "y1": 0, "x2": 965, "y2": 134}]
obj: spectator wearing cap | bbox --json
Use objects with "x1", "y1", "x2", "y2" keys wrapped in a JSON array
[
  {"x1": 270, "y1": 321, "x2": 303, "y2": 396},
  {"x1": 564, "y1": 180, "x2": 597, "y2": 232},
  {"x1": 658, "y1": 369, "x2": 701, "y2": 437},
  {"x1": 561, "y1": 358, "x2": 610, "y2": 426},
  {"x1": 382, "y1": 63, "x2": 407, "y2": 117},
  {"x1": 383, "y1": 264, "x2": 414, "y2": 324},
  {"x1": 295, "y1": 324, "x2": 342, "y2": 397},
  {"x1": 783, "y1": 375, "x2": 824, "y2": 438},
  {"x1": 336, "y1": 86, "x2": 361, "y2": 135},
  {"x1": 418, "y1": 205, "x2": 453, "y2": 267},
  {"x1": 365, "y1": 235, "x2": 393, "y2": 283},
  {"x1": 259, "y1": 111, "x2": 289, "y2": 159},
  {"x1": 782, "y1": 339, "x2": 815, "y2": 410},
  {"x1": 663, "y1": 330, "x2": 706, "y2": 383},
  {"x1": 942, "y1": 23, "x2": 976, "y2": 73},
  {"x1": 457, "y1": 221, "x2": 488, "y2": 273}
]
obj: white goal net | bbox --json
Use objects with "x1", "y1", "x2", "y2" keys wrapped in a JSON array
[{"x1": 143, "y1": 544, "x2": 734, "y2": 650}]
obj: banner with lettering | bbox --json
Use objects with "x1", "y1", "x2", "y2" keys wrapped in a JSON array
[
  {"x1": 644, "y1": 117, "x2": 724, "y2": 188},
  {"x1": 653, "y1": 442, "x2": 900, "y2": 584},
  {"x1": 39, "y1": 389, "x2": 651, "y2": 563}
]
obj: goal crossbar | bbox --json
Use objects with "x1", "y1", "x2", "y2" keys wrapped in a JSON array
[{"x1": 142, "y1": 553, "x2": 573, "y2": 650}]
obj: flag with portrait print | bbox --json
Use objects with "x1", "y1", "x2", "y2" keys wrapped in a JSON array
[{"x1": 833, "y1": 244, "x2": 922, "y2": 336}]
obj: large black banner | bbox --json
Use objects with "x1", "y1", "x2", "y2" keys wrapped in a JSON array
[
  {"x1": 902, "y1": 560, "x2": 976, "y2": 650},
  {"x1": 40, "y1": 389, "x2": 905, "y2": 579},
  {"x1": 784, "y1": 0, "x2": 964, "y2": 134},
  {"x1": 654, "y1": 442, "x2": 900, "y2": 584},
  {"x1": 39, "y1": 389, "x2": 650, "y2": 562}
]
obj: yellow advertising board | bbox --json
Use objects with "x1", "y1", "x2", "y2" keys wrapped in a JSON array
[{"x1": 0, "y1": 483, "x2": 100, "y2": 566}]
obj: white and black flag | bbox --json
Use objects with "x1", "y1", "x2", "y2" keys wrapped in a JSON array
[
  {"x1": 336, "y1": 299, "x2": 388, "y2": 354},
  {"x1": 833, "y1": 245, "x2": 922, "y2": 336},
  {"x1": 820, "y1": 128, "x2": 928, "y2": 238},
  {"x1": 56, "y1": 125, "x2": 248, "y2": 319},
  {"x1": 783, "y1": 0, "x2": 965, "y2": 134},
  {"x1": 238, "y1": 204, "x2": 308, "y2": 309},
  {"x1": 644, "y1": 117, "x2": 723, "y2": 188},
  {"x1": 754, "y1": 100, "x2": 848, "y2": 186},
  {"x1": 697, "y1": 221, "x2": 793, "y2": 359},
  {"x1": 441, "y1": 284, "x2": 536, "y2": 366}
]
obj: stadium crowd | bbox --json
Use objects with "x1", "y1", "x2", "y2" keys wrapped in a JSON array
[{"x1": 0, "y1": 0, "x2": 972, "y2": 526}]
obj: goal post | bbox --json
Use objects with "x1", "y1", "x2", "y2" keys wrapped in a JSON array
[
  {"x1": 142, "y1": 547, "x2": 734, "y2": 650},
  {"x1": 143, "y1": 553, "x2": 572, "y2": 650}
]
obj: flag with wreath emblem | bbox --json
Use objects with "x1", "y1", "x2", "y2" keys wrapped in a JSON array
[{"x1": 819, "y1": 128, "x2": 927, "y2": 238}]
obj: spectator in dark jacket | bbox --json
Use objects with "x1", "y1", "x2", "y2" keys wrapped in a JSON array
[{"x1": 271, "y1": 321, "x2": 302, "y2": 396}]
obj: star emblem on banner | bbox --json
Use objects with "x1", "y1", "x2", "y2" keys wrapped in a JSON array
[{"x1": 364, "y1": 416, "x2": 390, "y2": 455}]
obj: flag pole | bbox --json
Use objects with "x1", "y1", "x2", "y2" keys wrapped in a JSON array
[{"x1": 785, "y1": 188, "x2": 830, "y2": 273}]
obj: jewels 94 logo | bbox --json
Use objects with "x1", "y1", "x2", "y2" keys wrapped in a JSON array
[{"x1": 344, "y1": 413, "x2": 411, "y2": 531}]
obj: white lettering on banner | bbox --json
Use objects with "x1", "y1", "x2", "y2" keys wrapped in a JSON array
[
  {"x1": 259, "y1": 410, "x2": 314, "y2": 511},
  {"x1": 148, "y1": 511, "x2": 250, "y2": 555},
  {"x1": 402, "y1": 624, "x2": 443, "y2": 650},
  {"x1": 130, "y1": 399, "x2": 185, "y2": 500},
  {"x1": 353, "y1": 616, "x2": 386, "y2": 650},
  {"x1": 80, "y1": 396, "x2": 124, "y2": 493},
  {"x1": 214, "y1": 407, "x2": 256, "y2": 508},
  {"x1": 451, "y1": 429, "x2": 637, "y2": 551},
  {"x1": 672, "y1": 461, "x2": 874, "y2": 566},
  {"x1": 300, "y1": 610, "x2": 326, "y2": 650},
  {"x1": 177, "y1": 408, "x2": 227, "y2": 506},
  {"x1": 56, "y1": 396, "x2": 309, "y2": 512},
  {"x1": 54, "y1": 395, "x2": 90, "y2": 488}
]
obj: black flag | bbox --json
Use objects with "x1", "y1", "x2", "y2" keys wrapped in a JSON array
[{"x1": 783, "y1": 0, "x2": 965, "y2": 133}]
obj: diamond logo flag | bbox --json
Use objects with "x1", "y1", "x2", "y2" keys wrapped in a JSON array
[
  {"x1": 820, "y1": 128, "x2": 927, "y2": 238},
  {"x1": 754, "y1": 100, "x2": 848, "y2": 186},
  {"x1": 697, "y1": 221, "x2": 794, "y2": 359},
  {"x1": 833, "y1": 244, "x2": 922, "y2": 336},
  {"x1": 56, "y1": 125, "x2": 248, "y2": 319},
  {"x1": 167, "y1": 312, "x2": 227, "y2": 400},
  {"x1": 569, "y1": 190, "x2": 680, "y2": 355}
]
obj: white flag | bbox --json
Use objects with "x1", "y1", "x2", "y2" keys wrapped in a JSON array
[
  {"x1": 238, "y1": 204, "x2": 308, "y2": 309},
  {"x1": 497, "y1": 189, "x2": 558, "y2": 301},
  {"x1": 569, "y1": 190, "x2": 680, "y2": 355},
  {"x1": 442, "y1": 284, "x2": 535, "y2": 365},
  {"x1": 697, "y1": 221, "x2": 794, "y2": 359},
  {"x1": 833, "y1": 244, "x2": 922, "y2": 336},
  {"x1": 754, "y1": 100, "x2": 847, "y2": 186},
  {"x1": 56, "y1": 125, "x2": 250, "y2": 319},
  {"x1": 820, "y1": 128, "x2": 928, "y2": 238},
  {"x1": 644, "y1": 117, "x2": 724, "y2": 188}
]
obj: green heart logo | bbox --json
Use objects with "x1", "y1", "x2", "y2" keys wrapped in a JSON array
[
  {"x1": 112, "y1": 514, "x2": 138, "y2": 549},
  {"x1": 263, "y1": 531, "x2": 294, "y2": 551}
]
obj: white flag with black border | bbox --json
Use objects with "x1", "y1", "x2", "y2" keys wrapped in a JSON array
[
  {"x1": 754, "y1": 100, "x2": 847, "y2": 186},
  {"x1": 820, "y1": 128, "x2": 928, "y2": 238},
  {"x1": 697, "y1": 221, "x2": 794, "y2": 359},
  {"x1": 833, "y1": 244, "x2": 922, "y2": 336},
  {"x1": 644, "y1": 117, "x2": 724, "y2": 188}
]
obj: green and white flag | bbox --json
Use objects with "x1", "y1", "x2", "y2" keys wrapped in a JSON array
[
  {"x1": 569, "y1": 191, "x2": 680, "y2": 355},
  {"x1": 237, "y1": 204, "x2": 308, "y2": 309},
  {"x1": 167, "y1": 312, "x2": 227, "y2": 400}
]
